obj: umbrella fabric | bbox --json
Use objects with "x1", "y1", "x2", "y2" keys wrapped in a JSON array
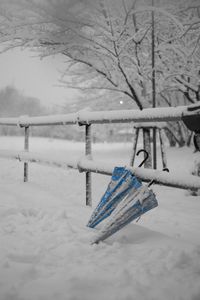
[
  {"x1": 92, "y1": 185, "x2": 158, "y2": 244},
  {"x1": 87, "y1": 167, "x2": 142, "y2": 228}
]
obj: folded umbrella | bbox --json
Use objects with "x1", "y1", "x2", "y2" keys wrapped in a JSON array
[
  {"x1": 92, "y1": 184, "x2": 158, "y2": 244},
  {"x1": 87, "y1": 166, "x2": 142, "y2": 228}
]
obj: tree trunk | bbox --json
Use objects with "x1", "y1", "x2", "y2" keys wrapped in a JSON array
[
  {"x1": 143, "y1": 128, "x2": 152, "y2": 168},
  {"x1": 130, "y1": 127, "x2": 140, "y2": 166},
  {"x1": 177, "y1": 121, "x2": 186, "y2": 147},
  {"x1": 165, "y1": 128, "x2": 177, "y2": 147},
  {"x1": 187, "y1": 132, "x2": 193, "y2": 147},
  {"x1": 159, "y1": 129, "x2": 167, "y2": 169}
]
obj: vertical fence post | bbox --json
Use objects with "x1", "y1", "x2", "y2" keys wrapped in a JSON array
[
  {"x1": 85, "y1": 124, "x2": 92, "y2": 206},
  {"x1": 24, "y1": 126, "x2": 29, "y2": 182}
]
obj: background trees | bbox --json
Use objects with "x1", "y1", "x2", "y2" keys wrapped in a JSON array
[
  {"x1": 0, "y1": 85, "x2": 44, "y2": 135},
  {"x1": 0, "y1": 85, "x2": 81, "y2": 139},
  {"x1": 1, "y1": 0, "x2": 199, "y2": 107},
  {"x1": 0, "y1": 0, "x2": 199, "y2": 145},
  {"x1": 0, "y1": 86, "x2": 43, "y2": 117}
]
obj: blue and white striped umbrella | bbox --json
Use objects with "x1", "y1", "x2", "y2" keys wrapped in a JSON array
[
  {"x1": 87, "y1": 166, "x2": 142, "y2": 228},
  {"x1": 92, "y1": 185, "x2": 158, "y2": 244}
]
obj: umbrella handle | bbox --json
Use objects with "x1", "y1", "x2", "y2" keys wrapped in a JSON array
[
  {"x1": 136, "y1": 149, "x2": 149, "y2": 167},
  {"x1": 148, "y1": 167, "x2": 169, "y2": 187}
]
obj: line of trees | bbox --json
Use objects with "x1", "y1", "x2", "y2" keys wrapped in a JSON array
[
  {"x1": 0, "y1": 86, "x2": 44, "y2": 117},
  {"x1": 0, "y1": 86, "x2": 82, "y2": 139}
]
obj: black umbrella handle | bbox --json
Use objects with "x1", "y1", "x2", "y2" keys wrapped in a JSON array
[
  {"x1": 148, "y1": 168, "x2": 169, "y2": 187},
  {"x1": 136, "y1": 149, "x2": 149, "y2": 167}
]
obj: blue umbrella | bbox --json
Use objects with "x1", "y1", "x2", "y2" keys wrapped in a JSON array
[
  {"x1": 87, "y1": 166, "x2": 142, "y2": 228},
  {"x1": 92, "y1": 167, "x2": 169, "y2": 244},
  {"x1": 87, "y1": 150, "x2": 149, "y2": 228},
  {"x1": 92, "y1": 185, "x2": 158, "y2": 244}
]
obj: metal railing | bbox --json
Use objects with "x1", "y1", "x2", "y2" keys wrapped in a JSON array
[
  {"x1": 0, "y1": 104, "x2": 199, "y2": 127},
  {"x1": 0, "y1": 104, "x2": 200, "y2": 206}
]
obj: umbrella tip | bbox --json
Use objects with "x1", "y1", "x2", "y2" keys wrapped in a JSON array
[{"x1": 91, "y1": 240, "x2": 99, "y2": 245}]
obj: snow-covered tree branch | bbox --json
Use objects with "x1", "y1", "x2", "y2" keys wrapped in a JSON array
[{"x1": 0, "y1": 0, "x2": 198, "y2": 110}]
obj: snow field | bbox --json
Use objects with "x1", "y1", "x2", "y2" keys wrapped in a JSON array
[{"x1": 0, "y1": 137, "x2": 200, "y2": 300}]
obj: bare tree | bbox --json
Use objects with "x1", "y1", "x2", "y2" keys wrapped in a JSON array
[{"x1": 1, "y1": 0, "x2": 199, "y2": 109}]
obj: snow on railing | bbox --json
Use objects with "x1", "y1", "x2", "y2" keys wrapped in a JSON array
[
  {"x1": 1, "y1": 150, "x2": 200, "y2": 191},
  {"x1": 0, "y1": 104, "x2": 200, "y2": 126},
  {"x1": 0, "y1": 103, "x2": 200, "y2": 206}
]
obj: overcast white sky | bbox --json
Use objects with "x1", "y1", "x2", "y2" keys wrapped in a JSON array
[{"x1": 0, "y1": 48, "x2": 78, "y2": 107}]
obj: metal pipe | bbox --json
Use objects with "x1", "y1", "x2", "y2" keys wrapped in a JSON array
[
  {"x1": 24, "y1": 126, "x2": 29, "y2": 182},
  {"x1": 1, "y1": 150, "x2": 200, "y2": 190},
  {"x1": 0, "y1": 105, "x2": 199, "y2": 127},
  {"x1": 85, "y1": 124, "x2": 92, "y2": 206}
]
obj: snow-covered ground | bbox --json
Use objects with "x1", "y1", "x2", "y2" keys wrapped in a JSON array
[{"x1": 0, "y1": 136, "x2": 200, "y2": 300}]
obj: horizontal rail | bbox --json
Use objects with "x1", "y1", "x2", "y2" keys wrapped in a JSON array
[
  {"x1": 0, "y1": 104, "x2": 200, "y2": 127},
  {"x1": 1, "y1": 150, "x2": 200, "y2": 190}
]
